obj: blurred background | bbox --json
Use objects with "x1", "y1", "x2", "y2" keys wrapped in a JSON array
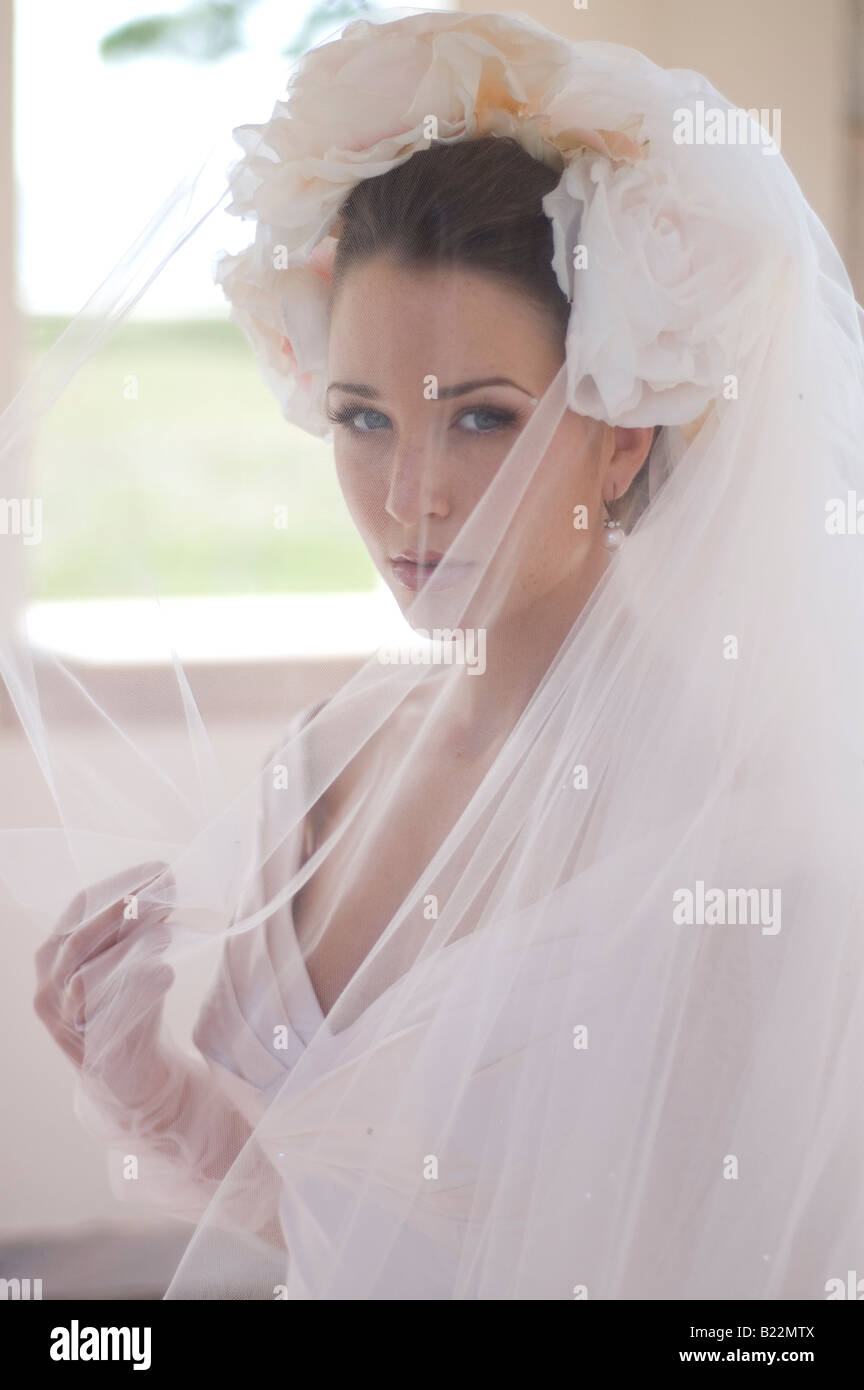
[{"x1": 0, "y1": 0, "x2": 860, "y2": 1298}]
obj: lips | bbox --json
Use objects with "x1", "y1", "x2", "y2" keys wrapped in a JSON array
[{"x1": 389, "y1": 550, "x2": 472, "y2": 593}]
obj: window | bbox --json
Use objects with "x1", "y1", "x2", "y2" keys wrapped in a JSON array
[{"x1": 9, "y1": 0, "x2": 441, "y2": 667}]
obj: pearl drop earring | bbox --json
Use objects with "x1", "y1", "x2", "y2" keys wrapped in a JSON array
[{"x1": 602, "y1": 484, "x2": 625, "y2": 551}]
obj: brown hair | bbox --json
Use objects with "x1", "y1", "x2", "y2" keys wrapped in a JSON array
[{"x1": 330, "y1": 136, "x2": 656, "y2": 528}]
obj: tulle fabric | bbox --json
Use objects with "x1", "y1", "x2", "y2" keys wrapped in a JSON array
[{"x1": 4, "y1": 8, "x2": 863, "y2": 1300}]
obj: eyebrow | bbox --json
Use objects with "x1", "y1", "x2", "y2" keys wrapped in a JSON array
[{"x1": 326, "y1": 377, "x2": 534, "y2": 399}]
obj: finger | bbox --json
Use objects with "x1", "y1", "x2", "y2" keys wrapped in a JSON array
[
  {"x1": 63, "y1": 923, "x2": 176, "y2": 1008},
  {"x1": 77, "y1": 958, "x2": 174, "y2": 1034},
  {"x1": 107, "y1": 963, "x2": 176, "y2": 1049},
  {"x1": 44, "y1": 975, "x2": 87, "y2": 1067},
  {"x1": 36, "y1": 912, "x2": 175, "y2": 1044},
  {"x1": 50, "y1": 860, "x2": 175, "y2": 939},
  {"x1": 48, "y1": 868, "x2": 176, "y2": 985},
  {"x1": 60, "y1": 960, "x2": 176, "y2": 1073}
]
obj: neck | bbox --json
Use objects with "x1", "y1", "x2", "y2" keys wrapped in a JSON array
[{"x1": 432, "y1": 548, "x2": 611, "y2": 758}]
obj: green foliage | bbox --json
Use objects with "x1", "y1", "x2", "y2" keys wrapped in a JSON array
[
  {"x1": 99, "y1": 3, "x2": 249, "y2": 64},
  {"x1": 25, "y1": 317, "x2": 377, "y2": 600},
  {"x1": 99, "y1": 0, "x2": 375, "y2": 65}
]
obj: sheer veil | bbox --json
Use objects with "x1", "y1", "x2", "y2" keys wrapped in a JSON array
[{"x1": 4, "y1": 7, "x2": 864, "y2": 1300}]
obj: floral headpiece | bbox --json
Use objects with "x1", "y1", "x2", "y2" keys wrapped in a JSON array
[{"x1": 214, "y1": 8, "x2": 787, "y2": 437}]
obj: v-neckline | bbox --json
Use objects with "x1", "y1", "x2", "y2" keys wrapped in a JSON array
[{"x1": 258, "y1": 696, "x2": 500, "y2": 1046}]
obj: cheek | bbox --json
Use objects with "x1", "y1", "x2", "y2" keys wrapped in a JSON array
[
  {"x1": 501, "y1": 431, "x2": 602, "y2": 582},
  {"x1": 334, "y1": 448, "x2": 387, "y2": 534}
]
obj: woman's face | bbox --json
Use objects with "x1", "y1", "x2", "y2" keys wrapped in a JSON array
[{"x1": 325, "y1": 255, "x2": 652, "y2": 628}]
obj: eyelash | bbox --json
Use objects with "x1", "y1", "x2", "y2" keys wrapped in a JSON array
[{"x1": 326, "y1": 403, "x2": 519, "y2": 436}]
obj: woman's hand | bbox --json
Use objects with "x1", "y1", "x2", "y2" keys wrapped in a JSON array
[{"x1": 33, "y1": 860, "x2": 177, "y2": 1107}]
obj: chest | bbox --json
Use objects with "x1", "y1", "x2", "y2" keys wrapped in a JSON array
[{"x1": 282, "y1": 752, "x2": 495, "y2": 1016}]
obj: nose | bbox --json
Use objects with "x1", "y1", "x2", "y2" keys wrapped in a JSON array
[{"x1": 384, "y1": 437, "x2": 450, "y2": 525}]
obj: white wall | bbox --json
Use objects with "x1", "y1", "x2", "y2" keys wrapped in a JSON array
[{"x1": 464, "y1": 0, "x2": 853, "y2": 263}]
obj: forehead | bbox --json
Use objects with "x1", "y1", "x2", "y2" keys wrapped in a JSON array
[{"x1": 327, "y1": 256, "x2": 560, "y2": 384}]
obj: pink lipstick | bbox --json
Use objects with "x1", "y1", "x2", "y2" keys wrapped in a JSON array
[{"x1": 389, "y1": 549, "x2": 473, "y2": 593}]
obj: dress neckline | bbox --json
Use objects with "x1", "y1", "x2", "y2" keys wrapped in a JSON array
[{"x1": 257, "y1": 697, "x2": 494, "y2": 1046}]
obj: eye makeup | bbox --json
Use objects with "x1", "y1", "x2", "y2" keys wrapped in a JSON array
[{"x1": 326, "y1": 399, "x2": 521, "y2": 436}]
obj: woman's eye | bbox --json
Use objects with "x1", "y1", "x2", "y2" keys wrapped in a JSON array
[
  {"x1": 328, "y1": 406, "x2": 391, "y2": 433},
  {"x1": 456, "y1": 407, "x2": 517, "y2": 434},
  {"x1": 328, "y1": 403, "x2": 517, "y2": 435}
]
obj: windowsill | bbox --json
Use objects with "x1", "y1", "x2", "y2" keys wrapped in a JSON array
[
  {"x1": 24, "y1": 588, "x2": 420, "y2": 664},
  {"x1": 1, "y1": 590, "x2": 429, "y2": 725}
]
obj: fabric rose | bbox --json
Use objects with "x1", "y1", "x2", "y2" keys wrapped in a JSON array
[
  {"x1": 225, "y1": 10, "x2": 572, "y2": 258},
  {"x1": 543, "y1": 149, "x2": 788, "y2": 426},
  {"x1": 213, "y1": 9, "x2": 575, "y2": 435},
  {"x1": 212, "y1": 8, "x2": 790, "y2": 437}
]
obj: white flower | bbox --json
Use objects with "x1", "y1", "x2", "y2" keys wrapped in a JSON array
[
  {"x1": 213, "y1": 9, "x2": 790, "y2": 437},
  {"x1": 229, "y1": 10, "x2": 571, "y2": 257},
  {"x1": 215, "y1": 243, "x2": 332, "y2": 436},
  {"x1": 213, "y1": 9, "x2": 573, "y2": 434},
  {"x1": 543, "y1": 149, "x2": 786, "y2": 425}
]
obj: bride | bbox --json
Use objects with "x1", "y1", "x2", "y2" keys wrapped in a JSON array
[
  {"x1": 281, "y1": 134, "x2": 655, "y2": 1019},
  {"x1": 25, "y1": 7, "x2": 864, "y2": 1300}
]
